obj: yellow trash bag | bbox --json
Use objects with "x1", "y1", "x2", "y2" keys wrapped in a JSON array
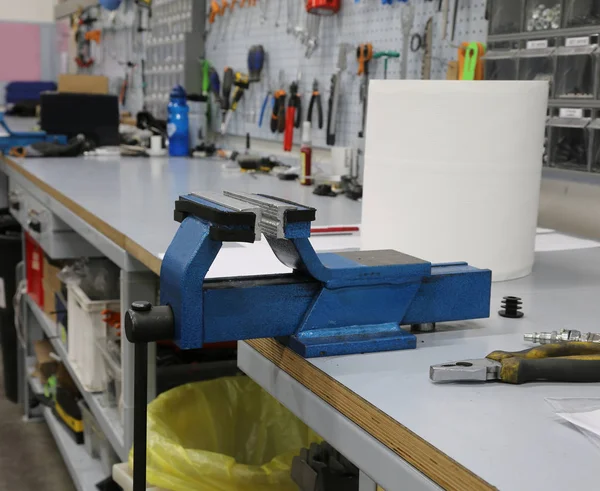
[{"x1": 129, "y1": 375, "x2": 320, "y2": 491}]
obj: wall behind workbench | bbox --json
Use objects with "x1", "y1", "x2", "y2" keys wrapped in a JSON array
[
  {"x1": 75, "y1": 2, "x2": 147, "y2": 116},
  {"x1": 0, "y1": 0, "x2": 59, "y2": 104},
  {"x1": 207, "y1": 0, "x2": 488, "y2": 149}
]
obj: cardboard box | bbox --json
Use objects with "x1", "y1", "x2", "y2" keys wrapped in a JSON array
[
  {"x1": 446, "y1": 61, "x2": 459, "y2": 80},
  {"x1": 58, "y1": 74, "x2": 109, "y2": 94},
  {"x1": 34, "y1": 340, "x2": 58, "y2": 384},
  {"x1": 43, "y1": 279, "x2": 57, "y2": 325},
  {"x1": 43, "y1": 256, "x2": 62, "y2": 294}
]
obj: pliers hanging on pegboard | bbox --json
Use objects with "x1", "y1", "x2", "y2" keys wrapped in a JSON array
[
  {"x1": 270, "y1": 71, "x2": 287, "y2": 134},
  {"x1": 307, "y1": 79, "x2": 323, "y2": 130},
  {"x1": 283, "y1": 79, "x2": 302, "y2": 151}
]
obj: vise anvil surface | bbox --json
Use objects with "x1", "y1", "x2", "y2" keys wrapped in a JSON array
[{"x1": 127, "y1": 191, "x2": 492, "y2": 358}]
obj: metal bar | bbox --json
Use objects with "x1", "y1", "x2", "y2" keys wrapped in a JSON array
[
  {"x1": 488, "y1": 26, "x2": 600, "y2": 43},
  {"x1": 359, "y1": 471, "x2": 377, "y2": 491},
  {"x1": 121, "y1": 270, "x2": 158, "y2": 456},
  {"x1": 133, "y1": 342, "x2": 148, "y2": 491},
  {"x1": 548, "y1": 99, "x2": 600, "y2": 109}
]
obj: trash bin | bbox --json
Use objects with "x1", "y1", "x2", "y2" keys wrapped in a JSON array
[
  {"x1": 132, "y1": 376, "x2": 320, "y2": 491},
  {"x1": 0, "y1": 211, "x2": 22, "y2": 403}
]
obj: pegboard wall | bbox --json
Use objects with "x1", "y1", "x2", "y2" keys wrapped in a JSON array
[
  {"x1": 207, "y1": 0, "x2": 489, "y2": 149},
  {"x1": 75, "y1": 1, "x2": 148, "y2": 115}
]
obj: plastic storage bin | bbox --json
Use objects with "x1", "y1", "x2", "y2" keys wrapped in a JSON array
[
  {"x1": 565, "y1": 0, "x2": 600, "y2": 27},
  {"x1": 484, "y1": 43, "x2": 519, "y2": 80},
  {"x1": 588, "y1": 119, "x2": 600, "y2": 172},
  {"x1": 548, "y1": 112, "x2": 592, "y2": 171},
  {"x1": 79, "y1": 401, "x2": 102, "y2": 458},
  {"x1": 67, "y1": 283, "x2": 119, "y2": 392},
  {"x1": 96, "y1": 338, "x2": 122, "y2": 408},
  {"x1": 488, "y1": 0, "x2": 524, "y2": 34},
  {"x1": 136, "y1": 376, "x2": 320, "y2": 491},
  {"x1": 518, "y1": 40, "x2": 556, "y2": 95},
  {"x1": 525, "y1": 0, "x2": 562, "y2": 31},
  {"x1": 555, "y1": 39, "x2": 598, "y2": 98}
]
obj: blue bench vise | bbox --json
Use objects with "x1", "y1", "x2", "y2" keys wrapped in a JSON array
[
  {"x1": 125, "y1": 191, "x2": 491, "y2": 358},
  {"x1": 123, "y1": 191, "x2": 491, "y2": 491},
  {"x1": 0, "y1": 112, "x2": 67, "y2": 153}
]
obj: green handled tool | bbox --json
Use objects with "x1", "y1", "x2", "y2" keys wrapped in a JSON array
[
  {"x1": 430, "y1": 342, "x2": 600, "y2": 384},
  {"x1": 373, "y1": 50, "x2": 400, "y2": 80}
]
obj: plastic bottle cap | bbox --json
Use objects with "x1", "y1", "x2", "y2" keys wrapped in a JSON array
[{"x1": 302, "y1": 121, "x2": 312, "y2": 145}]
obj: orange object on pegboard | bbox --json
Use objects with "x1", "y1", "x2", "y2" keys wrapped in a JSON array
[{"x1": 306, "y1": 0, "x2": 340, "y2": 15}]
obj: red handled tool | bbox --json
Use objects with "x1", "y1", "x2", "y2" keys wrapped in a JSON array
[{"x1": 283, "y1": 81, "x2": 301, "y2": 151}]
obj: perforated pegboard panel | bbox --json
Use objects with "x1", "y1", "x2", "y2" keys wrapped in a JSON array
[
  {"x1": 77, "y1": 1, "x2": 147, "y2": 115},
  {"x1": 207, "y1": 0, "x2": 488, "y2": 149}
]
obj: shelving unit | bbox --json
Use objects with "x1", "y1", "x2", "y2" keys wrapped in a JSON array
[
  {"x1": 27, "y1": 371, "x2": 106, "y2": 491},
  {"x1": 486, "y1": 1, "x2": 600, "y2": 174},
  {"x1": 25, "y1": 294, "x2": 126, "y2": 461}
]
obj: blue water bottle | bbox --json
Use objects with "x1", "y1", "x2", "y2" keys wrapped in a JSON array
[{"x1": 167, "y1": 85, "x2": 190, "y2": 157}]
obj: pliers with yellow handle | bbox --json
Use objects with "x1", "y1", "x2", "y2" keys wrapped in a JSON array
[{"x1": 430, "y1": 342, "x2": 600, "y2": 384}]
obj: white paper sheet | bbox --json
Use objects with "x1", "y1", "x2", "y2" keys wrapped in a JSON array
[{"x1": 557, "y1": 409, "x2": 600, "y2": 439}]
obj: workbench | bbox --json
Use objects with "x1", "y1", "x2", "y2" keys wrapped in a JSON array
[{"x1": 1, "y1": 122, "x2": 599, "y2": 491}]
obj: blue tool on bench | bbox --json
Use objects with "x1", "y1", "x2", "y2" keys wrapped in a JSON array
[
  {"x1": 124, "y1": 191, "x2": 492, "y2": 491},
  {"x1": 128, "y1": 190, "x2": 492, "y2": 357},
  {"x1": 0, "y1": 112, "x2": 67, "y2": 153}
]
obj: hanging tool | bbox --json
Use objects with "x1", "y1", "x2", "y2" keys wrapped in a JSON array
[
  {"x1": 247, "y1": 45, "x2": 265, "y2": 82},
  {"x1": 270, "y1": 70, "x2": 286, "y2": 133},
  {"x1": 220, "y1": 0, "x2": 237, "y2": 42},
  {"x1": 209, "y1": 67, "x2": 221, "y2": 104},
  {"x1": 125, "y1": 191, "x2": 492, "y2": 491},
  {"x1": 458, "y1": 42, "x2": 486, "y2": 80},
  {"x1": 357, "y1": 43, "x2": 373, "y2": 76},
  {"x1": 525, "y1": 330, "x2": 600, "y2": 345},
  {"x1": 221, "y1": 72, "x2": 250, "y2": 134},
  {"x1": 306, "y1": 0, "x2": 340, "y2": 14},
  {"x1": 258, "y1": 0, "x2": 268, "y2": 22},
  {"x1": 305, "y1": 0, "x2": 340, "y2": 58},
  {"x1": 421, "y1": 17, "x2": 433, "y2": 79},
  {"x1": 119, "y1": 62, "x2": 136, "y2": 106},
  {"x1": 232, "y1": 72, "x2": 250, "y2": 110},
  {"x1": 258, "y1": 72, "x2": 275, "y2": 128},
  {"x1": 441, "y1": 0, "x2": 449, "y2": 39},
  {"x1": 74, "y1": 8, "x2": 98, "y2": 68},
  {"x1": 326, "y1": 43, "x2": 349, "y2": 146},
  {"x1": 306, "y1": 79, "x2": 323, "y2": 129},
  {"x1": 430, "y1": 343, "x2": 600, "y2": 384},
  {"x1": 284, "y1": 78, "x2": 301, "y2": 150},
  {"x1": 275, "y1": 0, "x2": 283, "y2": 26},
  {"x1": 451, "y1": 0, "x2": 459, "y2": 41},
  {"x1": 400, "y1": 2, "x2": 415, "y2": 79},
  {"x1": 373, "y1": 51, "x2": 400, "y2": 79},
  {"x1": 220, "y1": 67, "x2": 234, "y2": 132},
  {"x1": 209, "y1": 0, "x2": 223, "y2": 23},
  {"x1": 84, "y1": 29, "x2": 101, "y2": 43},
  {"x1": 357, "y1": 43, "x2": 373, "y2": 138}
]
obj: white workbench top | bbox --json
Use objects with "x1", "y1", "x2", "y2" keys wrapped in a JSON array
[
  {"x1": 3, "y1": 119, "x2": 600, "y2": 489},
  {"x1": 288, "y1": 246, "x2": 600, "y2": 490},
  {"x1": 3, "y1": 155, "x2": 361, "y2": 265}
]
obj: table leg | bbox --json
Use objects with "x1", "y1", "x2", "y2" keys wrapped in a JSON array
[{"x1": 359, "y1": 470, "x2": 377, "y2": 491}]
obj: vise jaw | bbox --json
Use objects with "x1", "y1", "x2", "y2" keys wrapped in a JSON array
[{"x1": 126, "y1": 191, "x2": 492, "y2": 358}]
